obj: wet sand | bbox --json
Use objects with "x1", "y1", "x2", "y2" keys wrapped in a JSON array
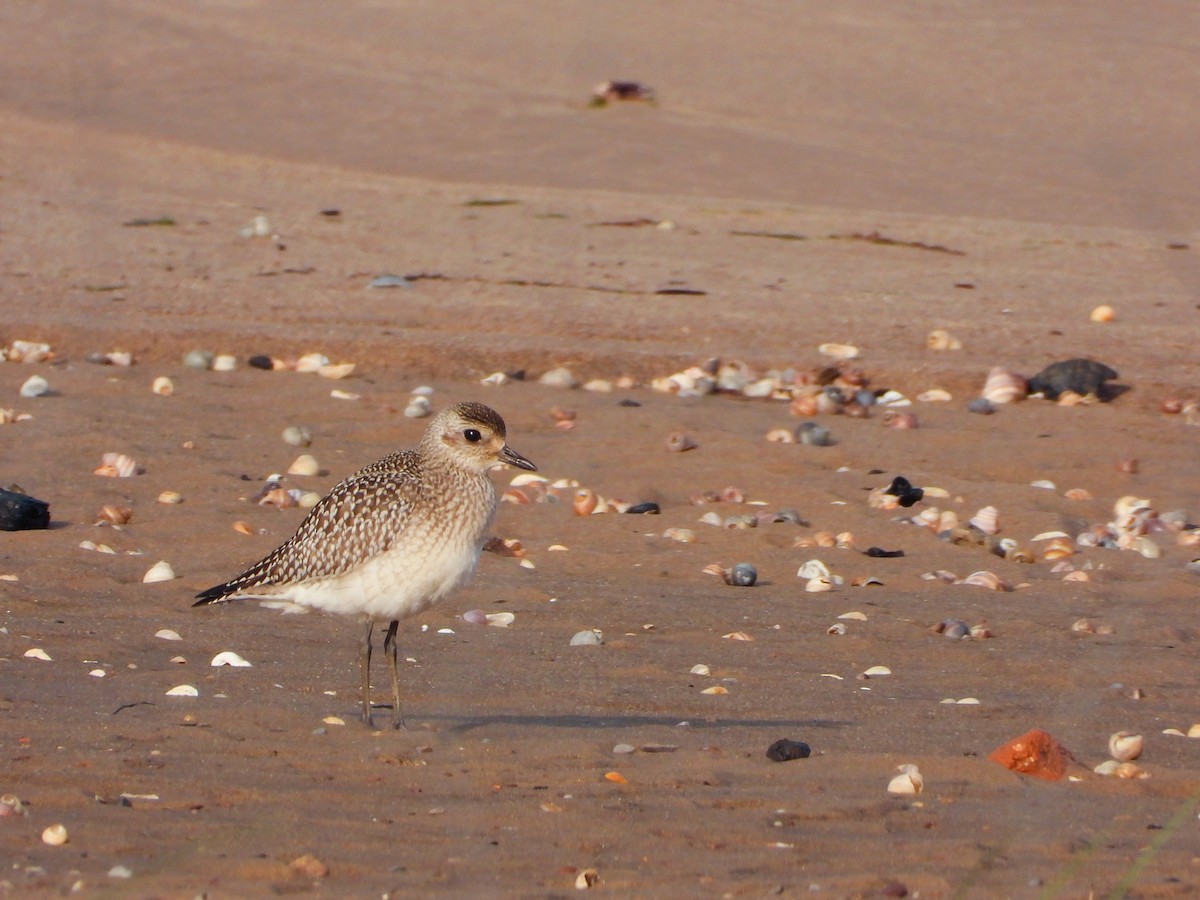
[{"x1": 2, "y1": 2, "x2": 1200, "y2": 897}]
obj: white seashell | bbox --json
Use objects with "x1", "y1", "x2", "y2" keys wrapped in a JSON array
[
  {"x1": 330, "y1": 389, "x2": 360, "y2": 400},
  {"x1": 583, "y1": 379, "x2": 613, "y2": 392},
  {"x1": 211, "y1": 651, "x2": 252, "y2": 667},
  {"x1": 917, "y1": 388, "x2": 952, "y2": 402},
  {"x1": 89, "y1": 669, "x2": 106, "y2": 678},
  {"x1": 480, "y1": 371, "x2": 510, "y2": 386},
  {"x1": 698, "y1": 511, "x2": 723, "y2": 527},
  {"x1": 862, "y1": 665, "x2": 892, "y2": 676},
  {"x1": 690, "y1": 664, "x2": 711, "y2": 676},
  {"x1": 317, "y1": 363, "x2": 355, "y2": 380},
  {"x1": 41, "y1": 824, "x2": 69, "y2": 846},
  {"x1": 1188, "y1": 724, "x2": 1200, "y2": 738},
  {"x1": 839, "y1": 611, "x2": 868, "y2": 621},
  {"x1": 96, "y1": 452, "x2": 139, "y2": 477},
  {"x1": 662, "y1": 528, "x2": 695, "y2": 543},
  {"x1": 1108, "y1": 732, "x2": 1144, "y2": 761},
  {"x1": 19, "y1": 375, "x2": 50, "y2": 398},
  {"x1": 818, "y1": 342, "x2": 859, "y2": 360},
  {"x1": 404, "y1": 395, "x2": 433, "y2": 418},
  {"x1": 969, "y1": 506, "x2": 999, "y2": 534},
  {"x1": 212, "y1": 354, "x2": 237, "y2": 372},
  {"x1": 980, "y1": 367, "x2": 1027, "y2": 404},
  {"x1": 575, "y1": 868, "x2": 599, "y2": 890},
  {"x1": 24, "y1": 648, "x2": 52, "y2": 661},
  {"x1": 1113, "y1": 495, "x2": 1152, "y2": 519},
  {"x1": 165, "y1": 684, "x2": 199, "y2": 697},
  {"x1": 805, "y1": 577, "x2": 834, "y2": 593},
  {"x1": 887, "y1": 764, "x2": 923, "y2": 795},
  {"x1": 288, "y1": 454, "x2": 320, "y2": 476},
  {"x1": 158, "y1": 490, "x2": 184, "y2": 504},
  {"x1": 957, "y1": 697, "x2": 981, "y2": 705},
  {"x1": 437, "y1": 627, "x2": 456, "y2": 634},
  {"x1": 155, "y1": 629, "x2": 182, "y2": 641},
  {"x1": 519, "y1": 558, "x2": 536, "y2": 570},
  {"x1": 700, "y1": 686, "x2": 728, "y2": 695},
  {"x1": 485, "y1": 612, "x2": 515, "y2": 627},
  {"x1": 1031, "y1": 531, "x2": 1070, "y2": 541},
  {"x1": 926, "y1": 329, "x2": 962, "y2": 351},
  {"x1": 295, "y1": 352, "x2": 330, "y2": 373},
  {"x1": 1131, "y1": 537, "x2": 1160, "y2": 559},
  {"x1": 510, "y1": 473, "x2": 548, "y2": 487},
  {"x1": 538, "y1": 367, "x2": 579, "y2": 389},
  {"x1": 797, "y1": 559, "x2": 831, "y2": 580},
  {"x1": 143, "y1": 560, "x2": 176, "y2": 583},
  {"x1": 827, "y1": 623, "x2": 847, "y2": 635},
  {"x1": 8, "y1": 340, "x2": 53, "y2": 363},
  {"x1": 322, "y1": 716, "x2": 345, "y2": 726},
  {"x1": 151, "y1": 376, "x2": 174, "y2": 396},
  {"x1": 960, "y1": 570, "x2": 1007, "y2": 591},
  {"x1": 570, "y1": 629, "x2": 603, "y2": 646},
  {"x1": 875, "y1": 390, "x2": 910, "y2": 407}
]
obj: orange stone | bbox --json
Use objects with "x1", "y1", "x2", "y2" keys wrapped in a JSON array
[{"x1": 988, "y1": 728, "x2": 1075, "y2": 781}]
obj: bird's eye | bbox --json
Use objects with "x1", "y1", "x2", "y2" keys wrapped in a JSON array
[{"x1": 464, "y1": 428, "x2": 482, "y2": 443}]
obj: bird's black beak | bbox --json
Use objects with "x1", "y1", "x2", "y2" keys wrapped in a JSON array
[{"x1": 501, "y1": 445, "x2": 537, "y2": 471}]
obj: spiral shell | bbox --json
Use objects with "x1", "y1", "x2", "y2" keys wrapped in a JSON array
[{"x1": 980, "y1": 368, "x2": 1027, "y2": 404}]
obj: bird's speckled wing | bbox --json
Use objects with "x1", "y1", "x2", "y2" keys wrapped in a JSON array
[{"x1": 194, "y1": 453, "x2": 422, "y2": 604}]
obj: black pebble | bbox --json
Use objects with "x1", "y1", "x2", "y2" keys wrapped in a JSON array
[
  {"x1": 624, "y1": 502, "x2": 660, "y2": 515},
  {"x1": 247, "y1": 355, "x2": 274, "y2": 370},
  {"x1": 618, "y1": 399, "x2": 641, "y2": 408},
  {"x1": 865, "y1": 547, "x2": 905, "y2": 558},
  {"x1": 0, "y1": 488, "x2": 50, "y2": 531},
  {"x1": 766, "y1": 739, "x2": 812, "y2": 762},
  {"x1": 884, "y1": 476, "x2": 924, "y2": 507},
  {"x1": 1027, "y1": 358, "x2": 1118, "y2": 400}
]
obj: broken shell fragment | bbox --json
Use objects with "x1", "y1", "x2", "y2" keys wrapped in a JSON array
[
  {"x1": 887, "y1": 763, "x2": 923, "y2": 795},
  {"x1": 151, "y1": 376, "x2": 174, "y2": 396},
  {"x1": 143, "y1": 560, "x2": 177, "y2": 583},
  {"x1": 1108, "y1": 732, "x2": 1144, "y2": 761},
  {"x1": 95, "y1": 505, "x2": 133, "y2": 526}
]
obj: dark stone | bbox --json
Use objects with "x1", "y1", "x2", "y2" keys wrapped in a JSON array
[
  {"x1": 884, "y1": 476, "x2": 924, "y2": 507},
  {"x1": 766, "y1": 739, "x2": 812, "y2": 762},
  {"x1": 967, "y1": 397, "x2": 995, "y2": 415},
  {"x1": 247, "y1": 355, "x2": 274, "y2": 370},
  {"x1": 728, "y1": 563, "x2": 757, "y2": 586},
  {"x1": 0, "y1": 488, "x2": 50, "y2": 531},
  {"x1": 1027, "y1": 358, "x2": 1119, "y2": 400},
  {"x1": 624, "y1": 502, "x2": 660, "y2": 515},
  {"x1": 865, "y1": 547, "x2": 905, "y2": 558}
]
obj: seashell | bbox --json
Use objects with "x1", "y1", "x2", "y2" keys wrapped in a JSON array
[
  {"x1": 538, "y1": 367, "x2": 579, "y2": 389},
  {"x1": 24, "y1": 647, "x2": 52, "y2": 661},
  {"x1": 790, "y1": 392, "x2": 819, "y2": 417},
  {"x1": 480, "y1": 371, "x2": 510, "y2": 386},
  {"x1": 8, "y1": 340, "x2": 53, "y2": 363},
  {"x1": 212, "y1": 354, "x2": 237, "y2": 372},
  {"x1": 726, "y1": 563, "x2": 757, "y2": 586},
  {"x1": 666, "y1": 431, "x2": 698, "y2": 452},
  {"x1": 511, "y1": 473, "x2": 548, "y2": 487},
  {"x1": 569, "y1": 629, "x2": 603, "y2": 646},
  {"x1": 926, "y1": 329, "x2": 962, "y2": 351},
  {"x1": 295, "y1": 352, "x2": 329, "y2": 373},
  {"x1": 805, "y1": 577, "x2": 834, "y2": 592},
  {"x1": 839, "y1": 611, "x2": 868, "y2": 621},
  {"x1": 969, "y1": 623, "x2": 992, "y2": 640},
  {"x1": 662, "y1": 528, "x2": 695, "y2": 543},
  {"x1": 917, "y1": 388, "x2": 952, "y2": 402},
  {"x1": 765, "y1": 427, "x2": 795, "y2": 443},
  {"x1": 1113, "y1": 495, "x2": 1152, "y2": 520},
  {"x1": 0, "y1": 794, "x2": 26, "y2": 817},
  {"x1": 968, "y1": 506, "x2": 999, "y2": 535},
  {"x1": 95, "y1": 505, "x2": 132, "y2": 526},
  {"x1": 1108, "y1": 732, "x2": 1143, "y2": 761},
  {"x1": 572, "y1": 488, "x2": 600, "y2": 516},
  {"x1": 462, "y1": 609, "x2": 488, "y2": 625},
  {"x1": 1062, "y1": 570, "x2": 1090, "y2": 582},
  {"x1": 1041, "y1": 538, "x2": 1075, "y2": 561},
  {"x1": 404, "y1": 395, "x2": 433, "y2": 418},
  {"x1": 818, "y1": 343, "x2": 859, "y2": 360},
  {"x1": 155, "y1": 628, "x2": 182, "y2": 641},
  {"x1": 182, "y1": 350, "x2": 214, "y2": 370},
  {"x1": 1090, "y1": 304, "x2": 1116, "y2": 323},
  {"x1": 699, "y1": 511, "x2": 723, "y2": 526},
  {"x1": 42, "y1": 824, "x2": 69, "y2": 846},
  {"x1": 797, "y1": 559, "x2": 831, "y2": 580},
  {"x1": 19, "y1": 375, "x2": 51, "y2": 398},
  {"x1": 282, "y1": 425, "x2": 312, "y2": 447},
  {"x1": 95, "y1": 452, "x2": 140, "y2": 478},
  {"x1": 722, "y1": 631, "x2": 754, "y2": 641},
  {"x1": 882, "y1": 410, "x2": 919, "y2": 429},
  {"x1": 862, "y1": 665, "x2": 892, "y2": 677},
  {"x1": 157, "y1": 490, "x2": 183, "y2": 504},
  {"x1": 575, "y1": 867, "x2": 600, "y2": 890},
  {"x1": 933, "y1": 618, "x2": 970, "y2": 639},
  {"x1": 700, "y1": 685, "x2": 728, "y2": 695},
  {"x1": 1160, "y1": 397, "x2": 1183, "y2": 414},
  {"x1": 151, "y1": 376, "x2": 174, "y2": 396},
  {"x1": 485, "y1": 612, "x2": 515, "y2": 627},
  {"x1": 1063, "y1": 488, "x2": 1093, "y2": 501},
  {"x1": 980, "y1": 367, "x2": 1027, "y2": 404},
  {"x1": 1056, "y1": 390, "x2": 1086, "y2": 406},
  {"x1": 960, "y1": 570, "x2": 1009, "y2": 591},
  {"x1": 288, "y1": 454, "x2": 321, "y2": 477},
  {"x1": 887, "y1": 764, "x2": 923, "y2": 795},
  {"x1": 317, "y1": 362, "x2": 355, "y2": 380},
  {"x1": 827, "y1": 622, "x2": 847, "y2": 635},
  {"x1": 143, "y1": 560, "x2": 177, "y2": 583},
  {"x1": 690, "y1": 664, "x2": 711, "y2": 676},
  {"x1": 1131, "y1": 536, "x2": 1160, "y2": 559},
  {"x1": 211, "y1": 650, "x2": 253, "y2": 667},
  {"x1": 165, "y1": 684, "x2": 199, "y2": 696}
]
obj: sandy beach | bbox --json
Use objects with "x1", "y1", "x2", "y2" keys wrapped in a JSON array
[{"x1": 2, "y1": 2, "x2": 1199, "y2": 897}]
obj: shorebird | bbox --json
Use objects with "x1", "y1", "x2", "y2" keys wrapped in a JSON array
[{"x1": 194, "y1": 401, "x2": 536, "y2": 728}]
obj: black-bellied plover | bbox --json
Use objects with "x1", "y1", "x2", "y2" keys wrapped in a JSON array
[{"x1": 194, "y1": 401, "x2": 536, "y2": 728}]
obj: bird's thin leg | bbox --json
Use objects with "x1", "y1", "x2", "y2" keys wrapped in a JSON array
[
  {"x1": 383, "y1": 619, "x2": 404, "y2": 730},
  {"x1": 360, "y1": 618, "x2": 375, "y2": 727}
]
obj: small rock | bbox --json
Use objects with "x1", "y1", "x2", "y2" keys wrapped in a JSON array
[
  {"x1": 727, "y1": 563, "x2": 757, "y2": 586},
  {"x1": 988, "y1": 728, "x2": 1076, "y2": 781},
  {"x1": 765, "y1": 739, "x2": 812, "y2": 762}
]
